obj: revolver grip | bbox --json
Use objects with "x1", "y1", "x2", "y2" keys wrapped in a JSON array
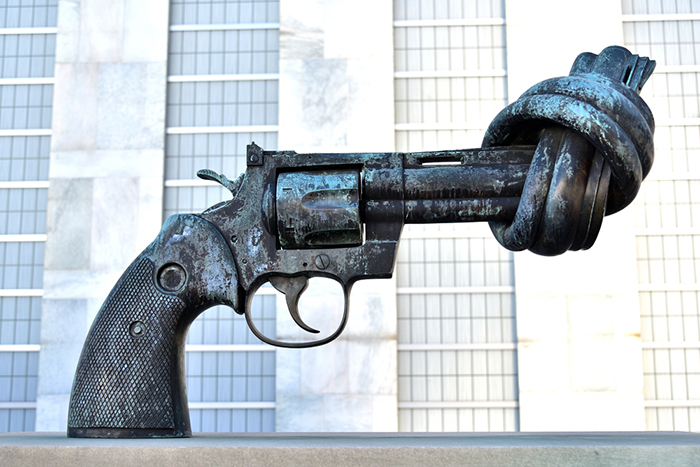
[{"x1": 67, "y1": 214, "x2": 238, "y2": 438}]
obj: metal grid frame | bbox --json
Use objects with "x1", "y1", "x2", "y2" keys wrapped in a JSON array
[
  {"x1": 166, "y1": 79, "x2": 278, "y2": 127},
  {"x1": 0, "y1": 33, "x2": 55, "y2": 79},
  {"x1": 170, "y1": 0, "x2": 279, "y2": 26},
  {"x1": 0, "y1": 188, "x2": 46, "y2": 235},
  {"x1": 0, "y1": 296, "x2": 41, "y2": 345},
  {"x1": 393, "y1": 0, "x2": 507, "y2": 152},
  {"x1": 164, "y1": 131, "x2": 277, "y2": 181},
  {"x1": 0, "y1": 84, "x2": 52, "y2": 130},
  {"x1": 166, "y1": 0, "x2": 279, "y2": 432},
  {"x1": 0, "y1": 135, "x2": 50, "y2": 182},
  {"x1": 624, "y1": 3, "x2": 700, "y2": 432},
  {"x1": 168, "y1": 28, "x2": 279, "y2": 76},
  {"x1": 0, "y1": 1, "x2": 58, "y2": 29},
  {"x1": 394, "y1": 0, "x2": 504, "y2": 21},
  {"x1": 0, "y1": 0, "x2": 56, "y2": 434}
]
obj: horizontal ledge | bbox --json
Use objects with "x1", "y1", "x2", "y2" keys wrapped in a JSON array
[
  {"x1": 655, "y1": 65, "x2": 700, "y2": 73},
  {"x1": 636, "y1": 228, "x2": 700, "y2": 236},
  {"x1": 185, "y1": 345, "x2": 275, "y2": 352},
  {"x1": 0, "y1": 129, "x2": 51, "y2": 136},
  {"x1": 0, "y1": 402, "x2": 36, "y2": 409},
  {"x1": 637, "y1": 284, "x2": 700, "y2": 292},
  {"x1": 0, "y1": 181, "x2": 49, "y2": 189},
  {"x1": 0, "y1": 78, "x2": 54, "y2": 85},
  {"x1": 622, "y1": 13, "x2": 700, "y2": 22},
  {"x1": 398, "y1": 401, "x2": 518, "y2": 409},
  {"x1": 168, "y1": 74, "x2": 279, "y2": 82},
  {"x1": 0, "y1": 27, "x2": 57, "y2": 35},
  {"x1": 0, "y1": 289, "x2": 43, "y2": 297},
  {"x1": 644, "y1": 172, "x2": 700, "y2": 181},
  {"x1": 397, "y1": 286, "x2": 514, "y2": 295},
  {"x1": 166, "y1": 125, "x2": 278, "y2": 134},
  {"x1": 398, "y1": 343, "x2": 516, "y2": 351},
  {"x1": 0, "y1": 234, "x2": 47, "y2": 242},
  {"x1": 656, "y1": 118, "x2": 700, "y2": 127},
  {"x1": 645, "y1": 400, "x2": 700, "y2": 408},
  {"x1": 394, "y1": 18, "x2": 505, "y2": 27},
  {"x1": 395, "y1": 123, "x2": 487, "y2": 131},
  {"x1": 641, "y1": 341, "x2": 700, "y2": 349},
  {"x1": 170, "y1": 23, "x2": 279, "y2": 32},
  {"x1": 188, "y1": 402, "x2": 275, "y2": 410},
  {"x1": 395, "y1": 69, "x2": 506, "y2": 79},
  {"x1": 164, "y1": 179, "x2": 220, "y2": 188},
  {"x1": 0, "y1": 345, "x2": 40, "y2": 352}
]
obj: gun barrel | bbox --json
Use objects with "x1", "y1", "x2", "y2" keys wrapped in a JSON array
[{"x1": 399, "y1": 146, "x2": 535, "y2": 224}]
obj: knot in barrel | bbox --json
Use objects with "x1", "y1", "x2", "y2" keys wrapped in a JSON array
[{"x1": 482, "y1": 46, "x2": 656, "y2": 256}]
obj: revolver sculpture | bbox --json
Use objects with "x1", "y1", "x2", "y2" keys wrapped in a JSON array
[{"x1": 68, "y1": 46, "x2": 655, "y2": 438}]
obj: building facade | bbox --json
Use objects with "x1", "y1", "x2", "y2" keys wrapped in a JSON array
[{"x1": 0, "y1": 0, "x2": 698, "y2": 433}]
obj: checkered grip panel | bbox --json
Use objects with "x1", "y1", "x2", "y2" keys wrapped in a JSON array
[{"x1": 68, "y1": 257, "x2": 186, "y2": 429}]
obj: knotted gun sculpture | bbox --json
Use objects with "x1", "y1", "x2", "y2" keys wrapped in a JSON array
[{"x1": 68, "y1": 46, "x2": 655, "y2": 438}]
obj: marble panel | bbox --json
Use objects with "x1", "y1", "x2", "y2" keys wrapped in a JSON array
[
  {"x1": 299, "y1": 340, "x2": 349, "y2": 395},
  {"x1": 96, "y1": 62, "x2": 168, "y2": 151},
  {"x1": 275, "y1": 394, "x2": 325, "y2": 432},
  {"x1": 344, "y1": 59, "x2": 395, "y2": 152},
  {"x1": 43, "y1": 269, "x2": 123, "y2": 301},
  {"x1": 504, "y1": 0, "x2": 623, "y2": 99},
  {"x1": 514, "y1": 293, "x2": 569, "y2": 343},
  {"x1": 37, "y1": 299, "x2": 87, "y2": 396},
  {"x1": 279, "y1": 0, "x2": 324, "y2": 60},
  {"x1": 300, "y1": 59, "x2": 349, "y2": 148},
  {"x1": 322, "y1": 394, "x2": 374, "y2": 431},
  {"x1": 275, "y1": 348, "x2": 302, "y2": 396},
  {"x1": 44, "y1": 178, "x2": 93, "y2": 270},
  {"x1": 89, "y1": 177, "x2": 140, "y2": 270},
  {"x1": 136, "y1": 176, "x2": 166, "y2": 249},
  {"x1": 49, "y1": 150, "x2": 164, "y2": 179},
  {"x1": 34, "y1": 394, "x2": 71, "y2": 432},
  {"x1": 347, "y1": 340, "x2": 397, "y2": 395},
  {"x1": 123, "y1": 0, "x2": 170, "y2": 63},
  {"x1": 372, "y1": 394, "x2": 398, "y2": 431},
  {"x1": 78, "y1": 0, "x2": 125, "y2": 63},
  {"x1": 516, "y1": 341, "x2": 571, "y2": 393},
  {"x1": 50, "y1": 63, "x2": 99, "y2": 153},
  {"x1": 519, "y1": 392, "x2": 646, "y2": 432},
  {"x1": 345, "y1": 279, "x2": 397, "y2": 339},
  {"x1": 279, "y1": 59, "x2": 351, "y2": 152},
  {"x1": 56, "y1": 0, "x2": 80, "y2": 63},
  {"x1": 322, "y1": 0, "x2": 393, "y2": 61}
]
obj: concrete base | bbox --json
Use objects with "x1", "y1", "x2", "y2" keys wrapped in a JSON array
[{"x1": 1, "y1": 432, "x2": 699, "y2": 466}]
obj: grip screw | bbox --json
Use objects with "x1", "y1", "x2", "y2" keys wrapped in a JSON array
[
  {"x1": 157, "y1": 263, "x2": 186, "y2": 292},
  {"x1": 129, "y1": 321, "x2": 146, "y2": 337},
  {"x1": 315, "y1": 254, "x2": 330, "y2": 269}
]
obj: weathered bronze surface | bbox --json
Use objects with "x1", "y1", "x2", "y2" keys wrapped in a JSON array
[{"x1": 67, "y1": 46, "x2": 655, "y2": 438}]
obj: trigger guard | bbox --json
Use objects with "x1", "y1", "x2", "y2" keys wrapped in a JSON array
[{"x1": 243, "y1": 280, "x2": 352, "y2": 349}]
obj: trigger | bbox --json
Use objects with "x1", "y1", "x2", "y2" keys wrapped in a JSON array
[{"x1": 268, "y1": 276, "x2": 320, "y2": 334}]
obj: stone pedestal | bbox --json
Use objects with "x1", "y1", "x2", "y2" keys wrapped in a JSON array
[{"x1": 1, "y1": 432, "x2": 700, "y2": 467}]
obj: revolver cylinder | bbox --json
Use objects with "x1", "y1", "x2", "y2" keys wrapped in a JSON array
[{"x1": 276, "y1": 169, "x2": 362, "y2": 249}]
